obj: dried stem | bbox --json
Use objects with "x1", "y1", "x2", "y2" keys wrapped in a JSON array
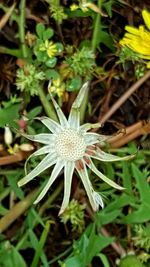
[
  {"x1": 0, "y1": 150, "x2": 31, "y2": 166},
  {"x1": 109, "y1": 120, "x2": 150, "y2": 148},
  {"x1": 101, "y1": 227, "x2": 126, "y2": 257},
  {"x1": 0, "y1": 3, "x2": 16, "y2": 30},
  {"x1": 99, "y1": 70, "x2": 150, "y2": 124},
  {"x1": 0, "y1": 189, "x2": 38, "y2": 233}
]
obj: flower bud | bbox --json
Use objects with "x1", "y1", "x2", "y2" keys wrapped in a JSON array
[
  {"x1": 19, "y1": 143, "x2": 34, "y2": 151},
  {"x1": 4, "y1": 127, "x2": 13, "y2": 146}
]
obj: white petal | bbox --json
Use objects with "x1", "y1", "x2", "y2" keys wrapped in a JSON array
[
  {"x1": 24, "y1": 145, "x2": 54, "y2": 174},
  {"x1": 34, "y1": 160, "x2": 65, "y2": 204},
  {"x1": 84, "y1": 132, "x2": 111, "y2": 146},
  {"x1": 18, "y1": 153, "x2": 57, "y2": 186},
  {"x1": 51, "y1": 97, "x2": 69, "y2": 128},
  {"x1": 21, "y1": 133, "x2": 55, "y2": 145},
  {"x1": 76, "y1": 160, "x2": 98, "y2": 211},
  {"x1": 59, "y1": 161, "x2": 75, "y2": 215},
  {"x1": 90, "y1": 148, "x2": 134, "y2": 162},
  {"x1": 35, "y1": 116, "x2": 62, "y2": 133},
  {"x1": 93, "y1": 191, "x2": 104, "y2": 209},
  {"x1": 68, "y1": 82, "x2": 89, "y2": 129},
  {"x1": 80, "y1": 122, "x2": 101, "y2": 132},
  {"x1": 87, "y1": 159, "x2": 124, "y2": 190}
]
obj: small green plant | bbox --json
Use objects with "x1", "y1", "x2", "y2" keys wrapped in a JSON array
[
  {"x1": 34, "y1": 23, "x2": 64, "y2": 68},
  {"x1": 48, "y1": 0, "x2": 67, "y2": 24},
  {"x1": 62, "y1": 47, "x2": 96, "y2": 91},
  {"x1": 119, "y1": 46, "x2": 146, "y2": 79},
  {"x1": 133, "y1": 225, "x2": 150, "y2": 252},
  {"x1": 16, "y1": 64, "x2": 45, "y2": 96},
  {"x1": 60, "y1": 199, "x2": 85, "y2": 233},
  {"x1": 64, "y1": 47, "x2": 96, "y2": 78}
]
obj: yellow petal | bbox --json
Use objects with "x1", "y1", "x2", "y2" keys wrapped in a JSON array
[
  {"x1": 142, "y1": 9, "x2": 150, "y2": 30},
  {"x1": 124, "y1": 33, "x2": 140, "y2": 40},
  {"x1": 53, "y1": 79, "x2": 60, "y2": 87},
  {"x1": 146, "y1": 61, "x2": 150, "y2": 68},
  {"x1": 45, "y1": 40, "x2": 49, "y2": 48},
  {"x1": 70, "y1": 4, "x2": 78, "y2": 11},
  {"x1": 125, "y1": 26, "x2": 140, "y2": 35}
]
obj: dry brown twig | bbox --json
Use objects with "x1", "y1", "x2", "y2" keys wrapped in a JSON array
[
  {"x1": 0, "y1": 189, "x2": 38, "y2": 233},
  {"x1": 109, "y1": 120, "x2": 150, "y2": 148},
  {"x1": 0, "y1": 3, "x2": 16, "y2": 30},
  {"x1": 0, "y1": 150, "x2": 32, "y2": 166},
  {"x1": 99, "y1": 70, "x2": 150, "y2": 125}
]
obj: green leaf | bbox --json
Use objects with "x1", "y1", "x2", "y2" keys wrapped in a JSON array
[
  {"x1": 84, "y1": 224, "x2": 114, "y2": 265},
  {"x1": 103, "y1": 1, "x2": 113, "y2": 17},
  {"x1": 36, "y1": 23, "x2": 45, "y2": 39},
  {"x1": 97, "y1": 253, "x2": 110, "y2": 267},
  {"x1": 123, "y1": 164, "x2": 150, "y2": 223},
  {"x1": 43, "y1": 28, "x2": 54, "y2": 40},
  {"x1": 45, "y1": 69, "x2": 60, "y2": 80},
  {"x1": 55, "y1": 42, "x2": 64, "y2": 53},
  {"x1": 121, "y1": 162, "x2": 133, "y2": 192},
  {"x1": 67, "y1": 78, "x2": 82, "y2": 91},
  {"x1": 0, "y1": 241, "x2": 27, "y2": 267},
  {"x1": 64, "y1": 256, "x2": 81, "y2": 267},
  {"x1": 97, "y1": 29, "x2": 115, "y2": 52},
  {"x1": 132, "y1": 163, "x2": 149, "y2": 203},
  {"x1": 66, "y1": 9, "x2": 91, "y2": 18},
  {"x1": 96, "y1": 209, "x2": 121, "y2": 227},
  {"x1": 28, "y1": 229, "x2": 49, "y2": 267},
  {"x1": 103, "y1": 193, "x2": 135, "y2": 213},
  {"x1": 26, "y1": 207, "x2": 44, "y2": 229},
  {"x1": 0, "y1": 103, "x2": 20, "y2": 127},
  {"x1": 119, "y1": 255, "x2": 146, "y2": 267},
  {"x1": 45, "y1": 57, "x2": 57, "y2": 67},
  {"x1": 28, "y1": 106, "x2": 42, "y2": 120},
  {"x1": 64, "y1": 223, "x2": 114, "y2": 267},
  {"x1": 6, "y1": 171, "x2": 24, "y2": 200},
  {"x1": 36, "y1": 51, "x2": 48, "y2": 62},
  {"x1": 30, "y1": 221, "x2": 50, "y2": 267}
]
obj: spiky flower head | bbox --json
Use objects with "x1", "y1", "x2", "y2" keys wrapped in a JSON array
[{"x1": 18, "y1": 82, "x2": 133, "y2": 215}]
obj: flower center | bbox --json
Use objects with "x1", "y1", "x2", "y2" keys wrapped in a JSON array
[{"x1": 55, "y1": 129, "x2": 86, "y2": 161}]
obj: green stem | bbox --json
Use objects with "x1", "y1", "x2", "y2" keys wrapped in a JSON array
[
  {"x1": 91, "y1": 0, "x2": 102, "y2": 52},
  {"x1": 30, "y1": 221, "x2": 51, "y2": 267},
  {"x1": 16, "y1": 231, "x2": 28, "y2": 250},
  {"x1": 48, "y1": 246, "x2": 72, "y2": 264},
  {"x1": 37, "y1": 86, "x2": 58, "y2": 121},
  {"x1": 39, "y1": 181, "x2": 63, "y2": 216},
  {"x1": 0, "y1": 46, "x2": 22, "y2": 57},
  {"x1": 0, "y1": 188, "x2": 10, "y2": 202},
  {"x1": 19, "y1": 0, "x2": 28, "y2": 58},
  {"x1": 80, "y1": 82, "x2": 89, "y2": 124}
]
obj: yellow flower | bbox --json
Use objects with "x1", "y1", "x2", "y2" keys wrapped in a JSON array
[
  {"x1": 39, "y1": 40, "x2": 57, "y2": 58},
  {"x1": 70, "y1": 1, "x2": 106, "y2": 15},
  {"x1": 120, "y1": 9, "x2": 150, "y2": 67},
  {"x1": 8, "y1": 144, "x2": 19, "y2": 155},
  {"x1": 50, "y1": 79, "x2": 65, "y2": 97},
  {"x1": 70, "y1": 4, "x2": 79, "y2": 11}
]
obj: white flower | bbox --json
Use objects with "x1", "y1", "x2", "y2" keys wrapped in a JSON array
[{"x1": 18, "y1": 82, "x2": 133, "y2": 215}]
